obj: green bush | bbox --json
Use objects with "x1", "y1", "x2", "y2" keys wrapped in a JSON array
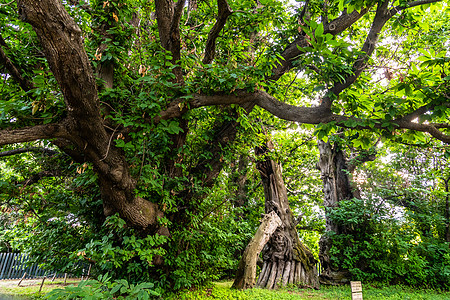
[
  {"x1": 161, "y1": 216, "x2": 254, "y2": 290},
  {"x1": 327, "y1": 198, "x2": 450, "y2": 289},
  {"x1": 74, "y1": 214, "x2": 167, "y2": 284},
  {"x1": 46, "y1": 274, "x2": 159, "y2": 300}
]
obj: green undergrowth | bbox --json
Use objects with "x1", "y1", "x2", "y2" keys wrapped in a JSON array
[
  {"x1": 3, "y1": 279, "x2": 450, "y2": 299},
  {"x1": 170, "y1": 281, "x2": 450, "y2": 300}
]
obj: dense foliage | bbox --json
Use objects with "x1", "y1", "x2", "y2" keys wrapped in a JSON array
[
  {"x1": 327, "y1": 143, "x2": 450, "y2": 288},
  {"x1": 0, "y1": 0, "x2": 450, "y2": 294}
]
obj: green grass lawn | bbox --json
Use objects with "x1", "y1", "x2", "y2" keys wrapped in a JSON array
[
  {"x1": 2, "y1": 279, "x2": 450, "y2": 299},
  {"x1": 170, "y1": 281, "x2": 450, "y2": 300}
]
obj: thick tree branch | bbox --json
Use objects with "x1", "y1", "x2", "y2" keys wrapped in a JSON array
[
  {"x1": 170, "y1": 0, "x2": 186, "y2": 84},
  {"x1": 0, "y1": 34, "x2": 6, "y2": 46},
  {"x1": 158, "y1": 89, "x2": 450, "y2": 143},
  {"x1": 171, "y1": 0, "x2": 186, "y2": 33},
  {"x1": 324, "y1": 7, "x2": 371, "y2": 35},
  {"x1": 18, "y1": 0, "x2": 102, "y2": 121},
  {"x1": 157, "y1": 90, "x2": 334, "y2": 124},
  {"x1": 189, "y1": 105, "x2": 253, "y2": 186},
  {"x1": 173, "y1": 107, "x2": 253, "y2": 223},
  {"x1": 432, "y1": 123, "x2": 450, "y2": 129},
  {"x1": 394, "y1": 119, "x2": 450, "y2": 143},
  {"x1": 0, "y1": 123, "x2": 71, "y2": 146},
  {"x1": 202, "y1": 0, "x2": 233, "y2": 64},
  {"x1": 155, "y1": 0, "x2": 174, "y2": 50},
  {"x1": 155, "y1": 0, "x2": 185, "y2": 83},
  {"x1": 323, "y1": 0, "x2": 443, "y2": 108},
  {"x1": 325, "y1": 0, "x2": 391, "y2": 105},
  {"x1": 17, "y1": 0, "x2": 128, "y2": 183},
  {"x1": 390, "y1": 98, "x2": 449, "y2": 129},
  {"x1": 18, "y1": 0, "x2": 171, "y2": 232},
  {"x1": 52, "y1": 138, "x2": 85, "y2": 163},
  {"x1": 399, "y1": 104, "x2": 433, "y2": 123},
  {"x1": 0, "y1": 147, "x2": 58, "y2": 157},
  {"x1": 268, "y1": 37, "x2": 310, "y2": 82},
  {"x1": 347, "y1": 150, "x2": 377, "y2": 173},
  {"x1": 298, "y1": 0, "x2": 310, "y2": 23}
]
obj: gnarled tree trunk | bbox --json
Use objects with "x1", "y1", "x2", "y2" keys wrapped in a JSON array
[
  {"x1": 232, "y1": 211, "x2": 282, "y2": 289},
  {"x1": 317, "y1": 140, "x2": 354, "y2": 284},
  {"x1": 16, "y1": 0, "x2": 166, "y2": 234},
  {"x1": 236, "y1": 142, "x2": 319, "y2": 289}
]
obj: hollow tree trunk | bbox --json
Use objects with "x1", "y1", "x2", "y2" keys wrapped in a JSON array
[
  {"x1": 250, "y1": 142, "x2": 319, "y2": 289},
  {"x1": 232, "y1": 211, "x2": 282, "y2": 289}
]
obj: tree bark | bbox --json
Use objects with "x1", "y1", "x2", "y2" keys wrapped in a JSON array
[
  {"x1": 444, "y1": 177, "x2": 450, "y2": 243},
  {"x1": 317, "y1": 140, "x2": 355, "y2": 284},
  {"x1": 232, "y1": 211, "x2": 282, "y2": 289},
  {"x1": 317, "y1": 140, "x2": 378, "y2": 284},
  {"x1": 252, "y1": 142, "x2": 319, "y2": 289}
]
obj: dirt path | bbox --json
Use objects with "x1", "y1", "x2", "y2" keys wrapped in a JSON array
[
  {"x1": 0, "y1": 278, "x2": 79, "y2": 288},
  {"x1": 0, "y1": 278, "x2": 81, "y2": 299}
]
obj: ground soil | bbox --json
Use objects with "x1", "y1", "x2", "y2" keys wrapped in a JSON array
[
  {"x1": 0, "y1": 278, "x2": 80, "y2": 288},
  {"x1": 0, "y1": 278, "x2": 81, "y2": 299}
]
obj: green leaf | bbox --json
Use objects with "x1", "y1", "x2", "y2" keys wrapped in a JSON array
[
  {"x1": 315, "y1": 23, "x2": 324, "y2": 38},
  {"x1": 338, "y1": 0, "x2": 344, "y2": 11},
  {"x1": 111, "y1": 284, "x2": 122, "y2": 294}
]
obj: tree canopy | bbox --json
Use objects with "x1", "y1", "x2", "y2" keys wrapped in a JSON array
[{"x1": 1, "y1": 0, "x2": 450, "y2": 293}]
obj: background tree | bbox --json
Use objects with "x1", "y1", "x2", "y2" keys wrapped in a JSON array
[
  {"x1": 317, "y1": 138, "x2": 377, "y2": 284},
  {"x1": 324, "y1": 141, "x2": 450, "y2": 288}
]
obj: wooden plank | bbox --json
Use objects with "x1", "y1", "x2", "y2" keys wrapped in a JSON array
[
  {"x1": 18, "y1": 272, "x2": 27, "y2": 286},
  {"x1": 351, "y1": 281, "x2": 363, "y2": 300},
  {"x1": 0, "y1": 253, "x2": 4, "y2": 277},
  {"x1": 0, "y1": 253, "x2": 5, "y2": 279},
  {"x1": 0, "y1": 253, "x2": 69, "y2": 280},
  {"x1": 12, "y1": 254, "x2": 23, "y2": 279},
  {"x1": 39, "y1": 276, "x2": 46, "y2": 293}
]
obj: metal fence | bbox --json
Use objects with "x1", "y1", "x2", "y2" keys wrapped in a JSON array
[
  {"x1": 1, "y1": 251, "x2": 321, "y2": 281},
  {"x1": 0, "y1": 252, "x2": 68, "y2": 280}
]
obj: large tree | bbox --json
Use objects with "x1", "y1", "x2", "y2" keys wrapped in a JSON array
[
  {"x1": 1, "y1": 0, "x2": 449, "y2": 288},
  {"x1": 317, "y1": 139, "x2": 376, "y2": 283},
  {"x1": 233, "y1": 139, "x2": 319, "y2": 289}
]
